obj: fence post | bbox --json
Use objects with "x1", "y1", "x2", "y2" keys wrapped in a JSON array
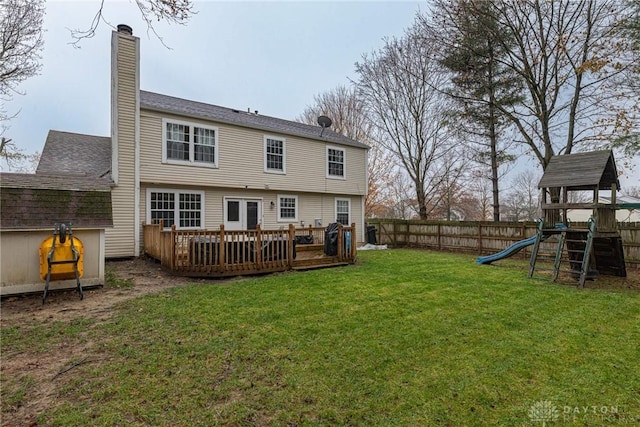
[
  {"x1": 393, "y1": 220, "x2": 397, "y2": 246},
  {"x1": 521, "y1": 222, "x2": 527, "y2": 258},
  {"x1": 437, "y1": 223, "x2": 442, "y2": 250},
  {"x1": 288, "y1": 224, "x2": 295, "y2": 268},
  {"x1": 478, "y1": 223, "x2": 483, "y2": 254},
  {"x1": 351, "y1": 222, "x2": 357, "y2": 260},
  {"x1": 219, "y1": 224, "x2": 226, "y2": 272}
]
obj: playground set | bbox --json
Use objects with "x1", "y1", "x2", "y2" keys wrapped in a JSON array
[{"x1": 478, "y1": 150, "x2": 637, "y2": 287}]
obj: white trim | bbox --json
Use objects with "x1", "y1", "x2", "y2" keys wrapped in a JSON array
[
  {"x1": 99, "y1": 230, "x2": 106, "y2": 283},
  {"x1": 335, "y1": 197, "x2": 351, "y2": 225},
  {"x1": 326, "y1": 145, "x2": 346, "y2": 180},
  {"x1": 146, "y1": 188, "x2": 206, "y2": 230},
  {"x1": 110, "y1": 32, "x2": 119, "y2": 185},
  {"x1": 223, "y1": 196, "x2": 263, "y2": 230},
  {"x1": 277, "y1": 194, "x2": 298, "y2": 222},
  {"x1": 263, "y1": 135, "x2": 286, "y2": 174},
  {"x1": 162, "y1": 118, "x2": 219, "y2": 168}
]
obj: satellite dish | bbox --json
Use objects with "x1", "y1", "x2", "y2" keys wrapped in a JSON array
[{"x1": 317, "y1": 115, "x2": 333, "y2": 136}]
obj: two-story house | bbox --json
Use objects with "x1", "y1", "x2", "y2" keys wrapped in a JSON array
[{"x1": 38, "y1": 24, "x2": 368, "y2": 259}]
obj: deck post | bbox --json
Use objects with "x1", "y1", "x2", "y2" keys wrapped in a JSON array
[
  {"x1": 351, "y1": 222, "x2": 356, "y2": 260},
  {"x1": 337, "y1": 223, "x2": 344, "y2": 261},
  {"x1": 158, "y1": 220, "x2": 164, "y2": 261},
  {"x1": 256, "y1": 224, "x2": 263, "y2": 269},
  {"x1": 219, "y1": 225, "x2": 226, "y2": 273},
  {"x1": 170, "y1": 224, "x2": 176, "y2": 271},
  {"x1": 288, "y1": 224, "x2": 295, "y2": 268}
]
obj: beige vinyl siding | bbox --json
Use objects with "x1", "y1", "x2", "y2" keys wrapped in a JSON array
[
  {"x1": 106, "y1": 32, "x2": 138, "y2": 258},
  {"x1": 139, "y1": 111, "x2": 367, "y2": 196},
  {"x1": 139, "y1": 184, "x2": 365, "y2": 247}
]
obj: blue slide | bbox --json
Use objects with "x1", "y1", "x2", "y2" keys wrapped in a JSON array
[{"x1": 476, "y1": 235, "x2": 538, "y2": 265}]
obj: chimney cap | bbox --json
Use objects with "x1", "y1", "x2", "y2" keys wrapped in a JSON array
[{"x1": 117, "y1": 24, "x2": 133, "y2": 35}]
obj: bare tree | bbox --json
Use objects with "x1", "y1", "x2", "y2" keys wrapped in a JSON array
[
  {"x1": 0, "y1": 0, "x2": 44, "y2": 167},
  {"x1": 466, "y1": 170, "x2": 493, "y2": 221},
  {"x1": 482, "y1": 0, "x2": 636, "y2": 167},
  {"x1": 0, "y1": 0, "x2": 44, "y2": 100},
  {"x1": 69, "y1": 0, "x2": 195, "y2": 47},
  {"x1": 355, "y1": 25, "x2": 459, "y2": 220},
  {"x1": 298, "y1": 85, "x2": 397, "y2": 218},
  {"x1": 426, "y1": 0, "x2": 524, "y2": 221},
  {"x1": 502, "y1": 169, "x2": 541, "y2": 221}
]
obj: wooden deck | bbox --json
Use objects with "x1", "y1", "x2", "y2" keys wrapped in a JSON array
[{"x1": 143, "y1": 222, "x2": 356, "y2": 277}]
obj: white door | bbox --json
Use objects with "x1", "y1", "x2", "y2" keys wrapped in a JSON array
[{"x1": 224, "y1": 198, "x2": 262, "y2": 230}]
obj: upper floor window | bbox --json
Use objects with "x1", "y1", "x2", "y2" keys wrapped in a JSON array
[
  {"x1": 278, "y1": 195, "x2": 298, "y2": 222},
  {"x1": 327, "y1": 146, "x2": 345, "y2": 179},
  {"x1": 264, "y1": 136, "x2": 286, "y2": 174},
  {"x1": 163, "y1": 119, "x2": 218, "y2": 167},
  {"x1": 147, "y1": 189, "x2": 204, "y2": 229}
]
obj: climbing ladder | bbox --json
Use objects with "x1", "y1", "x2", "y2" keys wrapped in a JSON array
[{"x1": 529, "y1": 217, "x2": 597, "y2": 287}]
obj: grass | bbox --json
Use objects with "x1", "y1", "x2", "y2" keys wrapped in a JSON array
[
  {"x1": 104, "y1": 266, "x2": 134, "y2": 288},
  {"x1": 2, "y1": 249, "x2": 639, "y2": 426}
]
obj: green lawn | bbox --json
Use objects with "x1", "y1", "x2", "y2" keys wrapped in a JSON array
[{"x1": 2, "y1": 249, "x2": 639, "y2": 426}]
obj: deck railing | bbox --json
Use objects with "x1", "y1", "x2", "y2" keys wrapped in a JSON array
[{"x1": 143, "y1": 221, "x2": 356, "y2": 277}]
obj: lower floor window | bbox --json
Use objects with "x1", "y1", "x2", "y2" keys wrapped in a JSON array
[
  {"x1": 336, "y1": 198, "x2": 350, "y2": 225},
  {"x1": 278, "y1": 195, "x2": 298, "y2": 221},
  {"x1": 148, "y1": 189, "x2": 204, "y2": 229}
]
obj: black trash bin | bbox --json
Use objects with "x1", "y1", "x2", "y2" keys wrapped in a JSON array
[
  {"x1": 295, "y1": 235, "x2": 314, "y2": 245},
  {"x1": 324, "y1": 223, "x2": 339, "y2": 256},
  {"x1": 366, "y1": 225, "x2": 377, "y2": 245}
]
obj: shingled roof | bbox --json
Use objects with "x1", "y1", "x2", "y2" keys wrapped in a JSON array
[
  {"x1": 538, "y1": 150, "x2": 620, "y2": 191},
  {"x1": 37, "y1": 130, "x2": 112, "y2": 179},
  {"x1": 140, "y1": 91, "x2": 369, "y2": 150},
  {"x1": 0, "y1": 173, "x2": 113, "y2": 230}
]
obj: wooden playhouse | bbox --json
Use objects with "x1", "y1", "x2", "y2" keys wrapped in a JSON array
[{"x1": 529, "y1": 150, "x2": 627, "y2": 287}]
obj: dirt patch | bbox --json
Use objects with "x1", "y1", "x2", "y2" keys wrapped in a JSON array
[{"x1": 0, "y1": 257, "x2": 234, "y2": 427}]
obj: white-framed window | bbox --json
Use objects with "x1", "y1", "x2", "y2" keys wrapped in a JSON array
[
  {"x1": 327, "y1": 146, "x2": 345, "y2": 179},
  {"x1": 277, "y1": 195, "x2": 298, "y2": 222},
  {"x1": 147, "y1": 189, "x2": 205, "y2": 229},
  {"x1": 264, "y1": 136, "x2": 286, "y2": 174},
  {"x1": 335, "y1": 198, "x2": 350, "y2": 226},
  {"x1": 163, "y1": 119, "x2": 218, "y2": 167}
]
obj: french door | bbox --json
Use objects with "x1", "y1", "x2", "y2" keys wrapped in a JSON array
[{"x1": 224, "y1": 198, "x2": 261, "y2": 230}]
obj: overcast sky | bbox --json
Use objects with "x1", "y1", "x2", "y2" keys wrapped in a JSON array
[
  {"x1": 3, "y1": 0, "x2": 638, "y2": 188},
  {"x1": 5, "y1": 0, "x2": 421, "y2": 154}
]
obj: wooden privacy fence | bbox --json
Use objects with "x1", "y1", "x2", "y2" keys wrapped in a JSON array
[
  {"x1": 143, "y1": 221, "x2": 357, "y2": 277},
  {"x1": 366, "y1": 219, "x2": 640, "y2": 268}
]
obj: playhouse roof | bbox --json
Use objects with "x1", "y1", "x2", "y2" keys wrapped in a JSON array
[{"x1": 537, "y1": 150, "x2": 620, "y2": 191}]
